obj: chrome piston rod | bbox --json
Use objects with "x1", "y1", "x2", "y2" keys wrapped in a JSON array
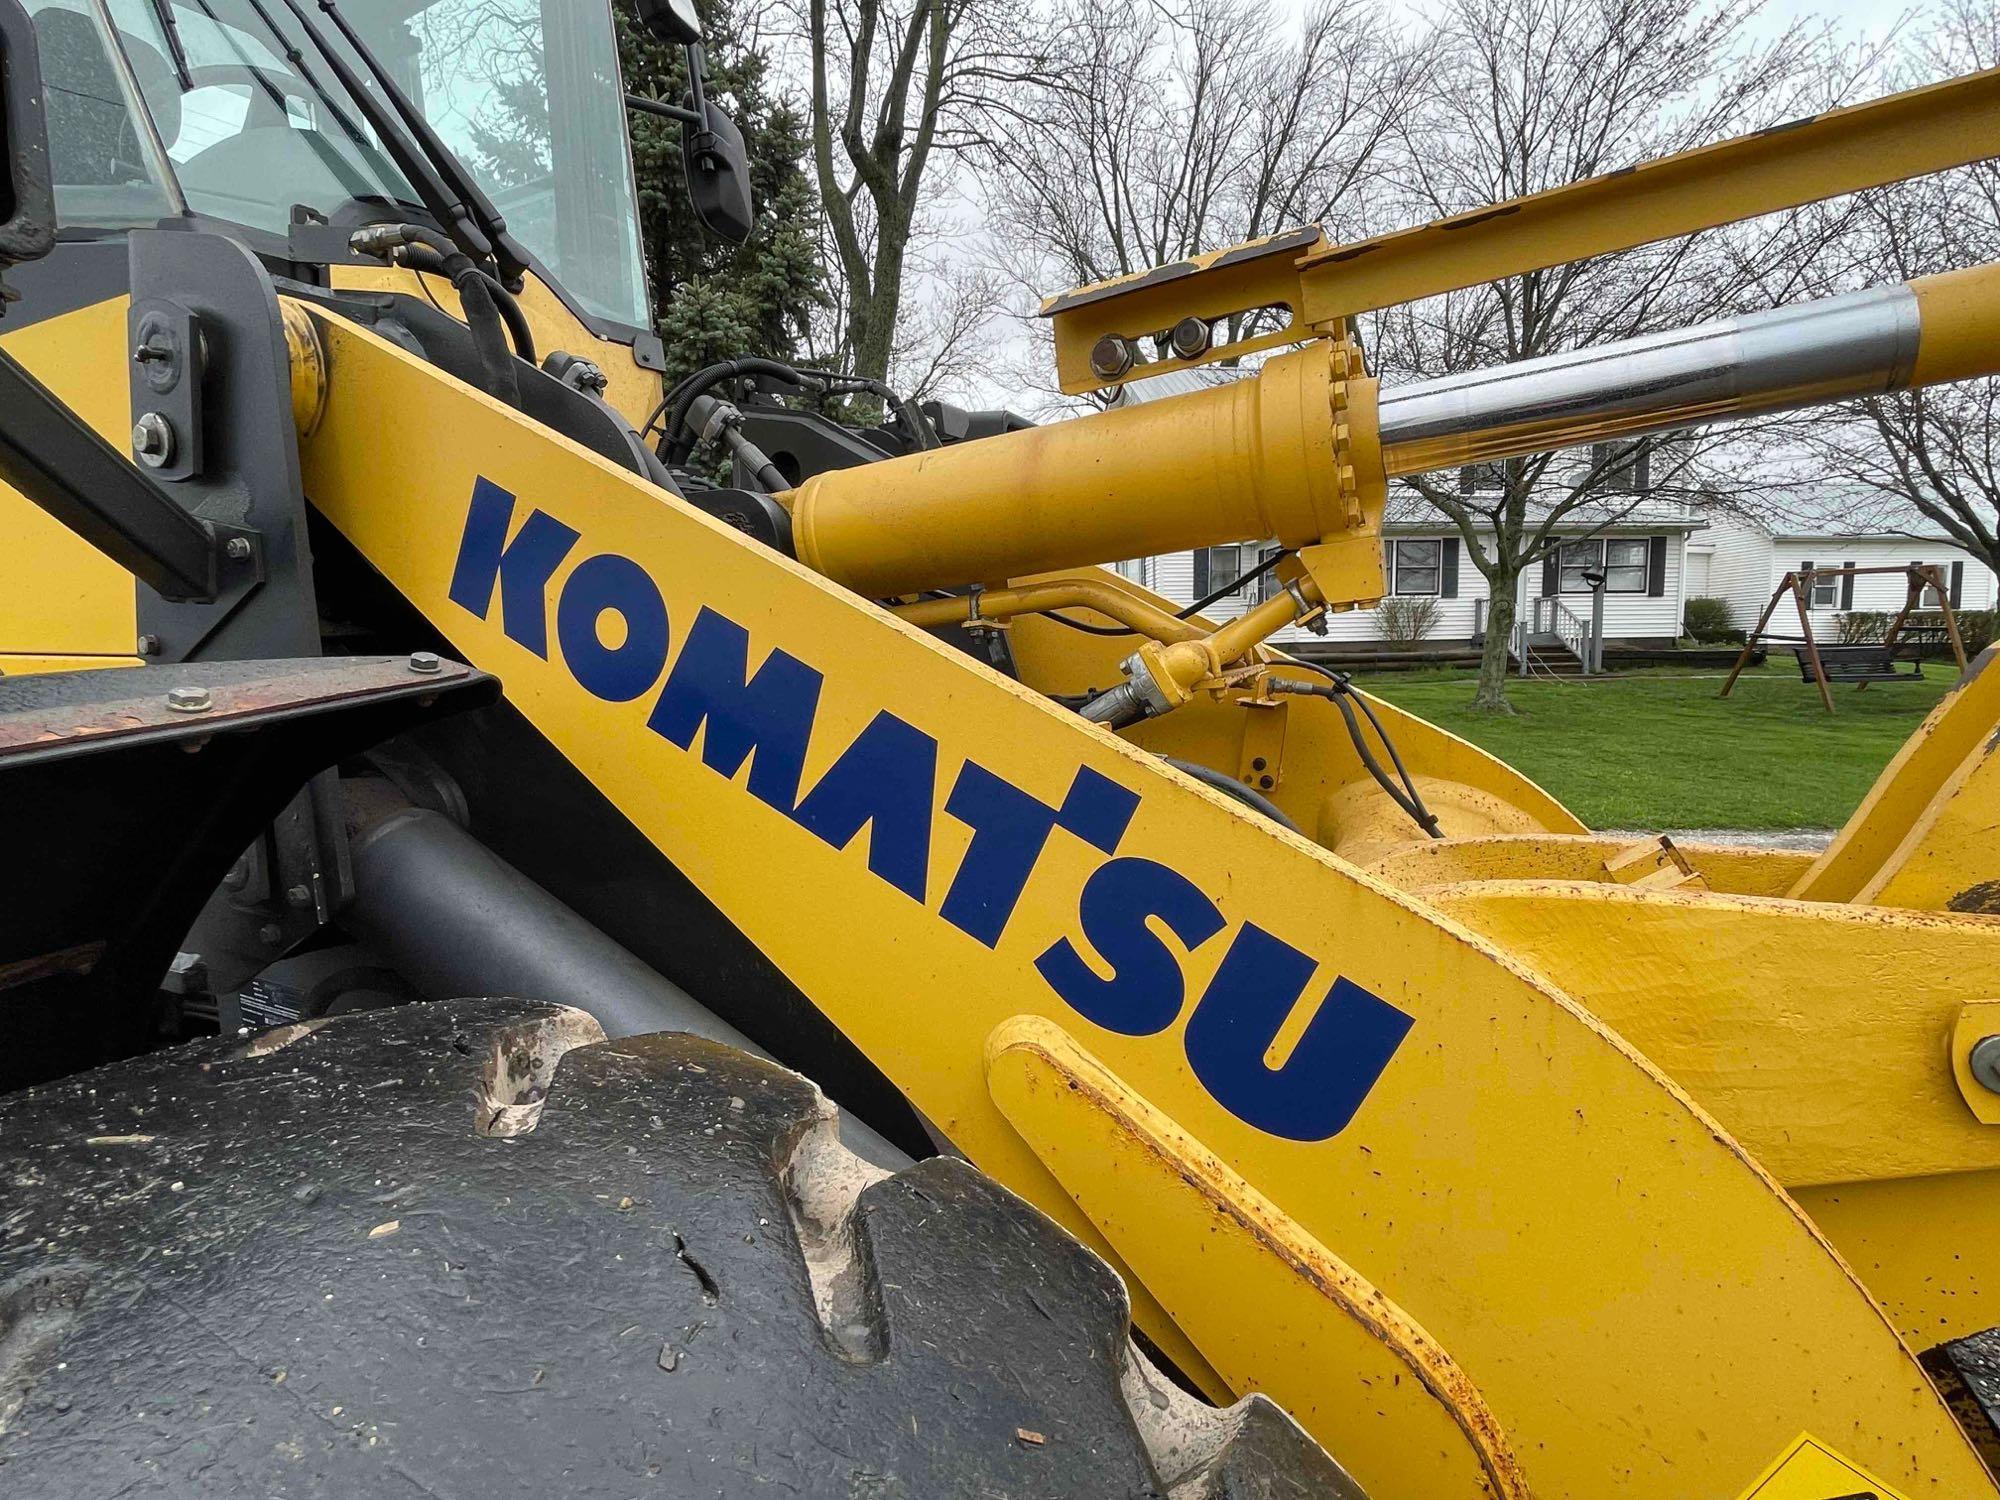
[{"x1": 1376, "y1": 279, "x2": 1940, "y2": 477}]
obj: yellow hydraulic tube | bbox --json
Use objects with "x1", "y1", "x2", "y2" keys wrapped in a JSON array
[
  {"x1": 784, "y1": 343, "x2": 1377, "y2": 599},
  {"x1": 892, "y1": 579, "x2": 1205, "y2": 643}
]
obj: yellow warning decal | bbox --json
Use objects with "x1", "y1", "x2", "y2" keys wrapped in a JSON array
[{"x1": 1734, "y1": 1433, "x2": 1912, "y2": 1500}]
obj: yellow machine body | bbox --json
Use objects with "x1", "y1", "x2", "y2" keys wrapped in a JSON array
[
  {"x1": 10, "y1": 48, "x2": 2000, "y2": 1500},
  {"x1": 272, "y1": 303, "x2": 1997, "y2": 1499}
]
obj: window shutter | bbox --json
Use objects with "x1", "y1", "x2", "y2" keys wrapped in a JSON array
[
  {"x1": 1441, "y1": 538, "x2": 1460, "y2": 598},
  {"x1": 1840, "y1": 564, "x2": 1855, "y2": 610},
  {"x1": 1541, "y1": 551, "x2": 1558, "y2": 597},
  {"x1": 1192, "y1": 548, "x2": 1210, "y2": 598},
  {"x1": 1952, "y1": 560, "x2": 1965, "y2": 608},
  {"x1": 1646, "y1": 536, "x2": 1667, "y2": 597}
]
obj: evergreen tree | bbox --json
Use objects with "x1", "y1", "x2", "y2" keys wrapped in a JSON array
[{"x1": 616, "y1": 0, "x2": 825, "y2": 375}]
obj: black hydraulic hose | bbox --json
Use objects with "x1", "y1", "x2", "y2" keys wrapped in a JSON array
[
  {"x1": 453, "y1": 270, "x2": 520, "y2": 406},
  {"x1": 659, "y1": 357, "x2": 809, "y2": 464},
  {"x1": 397, "y1": 240, "x2": 535, "y2": 364},
  {"x1": 1270, "y1": 671, "x2": 1444, "y2": 839},
  {"x1": 1159, "y1": 756, "x2": 1302, "y2": 833}
]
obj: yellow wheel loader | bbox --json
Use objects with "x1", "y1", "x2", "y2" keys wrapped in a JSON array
[{"x1": 2, "y1": 2, "x2": 1999, "y2": 1495}]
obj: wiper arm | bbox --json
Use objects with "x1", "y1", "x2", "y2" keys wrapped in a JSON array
[
  {"x1": 143, "y1": 0, "x2": 195, "y2": 90},
  {"x1": 312, "y1": 0, "x2": 531, "y2": 292},
  {"x1": 234, "y1": 0, "x2": 375, "y2": 157},
  {"x1": 275, "y1": 0, "x2": 492, "y2": 272}
]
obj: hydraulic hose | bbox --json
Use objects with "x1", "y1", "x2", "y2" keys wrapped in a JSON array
[
  {"x1": 350, "y1": 224, "x2": 524, "y2": 405},
  {"x1": 1270, "y1": 673, "x2": 1443, "y2": 840},
  {"x1": 396, "y1": 240, "x2": 536, "y2": 365}
]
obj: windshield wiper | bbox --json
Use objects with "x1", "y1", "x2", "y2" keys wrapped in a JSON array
[
  {"x1": 310, "y1": 0, "x2": 530, "y2": 291},
  {"x1": 143, "y1": 0, "x2": 195, "y2": 90},
  {"x1": 274, "y1": 0, "x2": 494, "y2": 272}
]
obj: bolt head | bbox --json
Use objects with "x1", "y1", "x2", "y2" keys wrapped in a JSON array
[
  {"x1": 225, "y1": 536, "x2": 253, "y2": 560},
  {"x1": 285, "y1": 883, "x2": 313, "y2": 909},
  {"x1": 1088, "y1": 334, "x2": 1135, "y2": 380},
  {"x1": 1168, "y1": 315, "x2": 1212, "y2": 360},
  {"x1": 132, "y1": 412, "x2": 175, "y2": 468},
  {"x1": 165, "y1": 685, "x2": 212, "y2": 713},
  {"x1": 408, "y1": 651, "x2": 442, "y2": 674},
  {"x1": 136, "y1": 634, "x2": 161, "y2": 657},
  {"x1": 258, "y1": 923, "x2": 285, "y2": 947},
  {"x1": 1971, "y1": 1034, "x2": 2000, "y2": 1095}
]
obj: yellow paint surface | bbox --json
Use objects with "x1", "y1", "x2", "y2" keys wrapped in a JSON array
[{"x1": 297, "y1": 304, "x2": 1994, "y2": 1499}]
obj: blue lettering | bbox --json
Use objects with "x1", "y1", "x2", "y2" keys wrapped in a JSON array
[
  {"x1": 447, "y1": 479, "x2": 579, "y2": 658},
  {"x1": 941, "y1": 765, "x2": 1138, "y2": 947},
  {"x1": 1034, "y1": 857, "x2": 1225, "y2": 1035},
  {"x1": 647, "y1": 606, "x2": 822, "y2": 813},
  {"x1": 555, "y1": 554, "x2": 670, "y2": 703},
  {"x1": 793, "y1": 711, "x2": 938, "y2": 901},
  {"x1": 1184, "y1": 923, "x2": 1412, "y2": 1142}
]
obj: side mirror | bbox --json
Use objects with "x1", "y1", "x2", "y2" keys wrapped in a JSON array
[
  {"x1": 0, "y1": 0, "x2": 57, "y2": 304},
  {"x1": 682, "y1": 89, "x2": 752, "y2": 245},
  {"x1": 636, "y1": 0, "x2": 703, "y2": 46}
]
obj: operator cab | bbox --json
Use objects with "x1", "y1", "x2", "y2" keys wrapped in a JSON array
[{"x1": 18, "y1": 0, "x2": 707, "y2": 341}]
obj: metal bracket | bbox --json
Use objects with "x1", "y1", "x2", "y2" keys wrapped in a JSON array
[
  {"x1": 984, "y1": 1015, "x2": 1529, "y2": 1500},
  {"x1": 126, "y1": 229, "x2": 320, "y2": 664},
  {"x1": 128, "y1": 296, "x2": 205, "y2": 481},
  {"x1": 1236, "y1": 693, "x2": 1287, "y2": 794},
  {"x1": 1038, "y1": 227, "x2": 1331, "y2": 396},
  {"x1": 1603, "y1": 834, "x2": 1708, "y2": 892}
]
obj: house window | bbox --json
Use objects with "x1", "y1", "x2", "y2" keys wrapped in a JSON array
[
  {"x1": 1559, "y1": 537, "x2": 1648, "y2": 593},
  {"x1": 1592, "y1": 441, "x2": 1650, "y2": 493},
  {"x1": 1912, "y1": 560, "x2": 1944, "y2": 606},
  {"x1": 1802, "y1": 561, "x2": 1838, "y2": 607},
  {"x1": 1459, "y1": 462, "x2": 1505, "y2": 494},
  {"x1": 1200, "y1": 543, "x2": 1282, "y2": 601},
  {"x1": 1389, "y1": 539, "x2": 1442, "y2": 595},
  {"x1": 1254, "y1": 545, "x2": 1285, "y2": 603}
]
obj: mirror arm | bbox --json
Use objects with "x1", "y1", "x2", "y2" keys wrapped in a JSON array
[{"x1": 626, "y1": 92, "x2": 701, "y2": 126}]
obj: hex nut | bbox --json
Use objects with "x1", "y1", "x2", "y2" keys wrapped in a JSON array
[
  {"x1": 1971, "y1": 1034, "x2": 2000, "y2": 1095},
  {"x1": 408, "y1": 651, "x2": 442, "y2": 674},
  {"x1": 132, "y1": 412, "x2": 175, "y2": 469},
  {"x1": 1088, "y1": 334, "x2": 1134, "y2": 380},
  {"x1": 1169, "y1": 315, "x2": 1212, "y2": 360},
  {"x1": 165, "y1": 685, "x2": 212, "y2": 713}
]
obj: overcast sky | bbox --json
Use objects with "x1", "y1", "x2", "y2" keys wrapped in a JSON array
[{"x1": 949, "y1": 0, "x2": 1926, "y2": 413}]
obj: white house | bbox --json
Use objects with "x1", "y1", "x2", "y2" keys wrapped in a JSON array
[
  {"x1": 1696, "y1": 500, "x2": 1999, "y2": 640},
  {"x1": 1118, "y1": 487, "x2": 1703, "y2": 651}
]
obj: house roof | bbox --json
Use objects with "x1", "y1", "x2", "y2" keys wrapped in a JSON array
[
  {"x1": 1740, "y1": 483, "x2": 1967, "y2": 542},
  {"x1": 1382, "y1": 483, "x2": 1707, "y2": 534}
]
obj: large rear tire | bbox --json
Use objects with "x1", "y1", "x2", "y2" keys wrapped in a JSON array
[{"x1": 0, "y1": 997, "x2": 1360, "y2": 1498}]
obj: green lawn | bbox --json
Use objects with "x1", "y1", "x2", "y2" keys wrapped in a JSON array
[{"x1": 1359, "y1": 664, "x2": 1955, "y2": 830}]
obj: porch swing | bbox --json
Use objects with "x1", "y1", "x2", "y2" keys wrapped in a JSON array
[{"x1": 1719, "y1": 563, "x2": 1968, "y2": 713}]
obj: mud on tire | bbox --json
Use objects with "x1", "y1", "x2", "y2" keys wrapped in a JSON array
[{"x1": 0, "y1": 998, "x2": 1360, "y2": 1498}]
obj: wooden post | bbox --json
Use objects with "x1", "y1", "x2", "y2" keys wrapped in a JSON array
[
  {"x1": 1935, "y1": 564, "x2": 1970, "y2": 673},
  {"x1": 1863, "y1": 566, "x2": 1925, "y2": 694},
  {"x1": 1720, "y1": 572, "x2": 1793, "y2": 698},
  {"x1": 1793, "y1": 572, "x2": 1835, "y2": 713}
]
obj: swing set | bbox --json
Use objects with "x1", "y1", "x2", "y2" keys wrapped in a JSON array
[{"x1": 1719, "y1": 562, "x2": 1968, "y2": 712}]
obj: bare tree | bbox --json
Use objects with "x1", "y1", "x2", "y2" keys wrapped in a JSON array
[
  {"x1": 798, "y1": 0, "x2": 1030, "y2": 389},
  {"x1": 1768, "y1": 0, "x2": 2000, "y2": 578},
  {"x1": 978, "y1": 0, "x2": 1420, "y2": 407},
  {"x1": 1373, "y1": 0, "x2": 1831, "y2": 711}
]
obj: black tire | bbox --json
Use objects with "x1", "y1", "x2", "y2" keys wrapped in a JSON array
[{"x1": 0, "y1": 997, "x2": 1360, "y2": 1498}]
